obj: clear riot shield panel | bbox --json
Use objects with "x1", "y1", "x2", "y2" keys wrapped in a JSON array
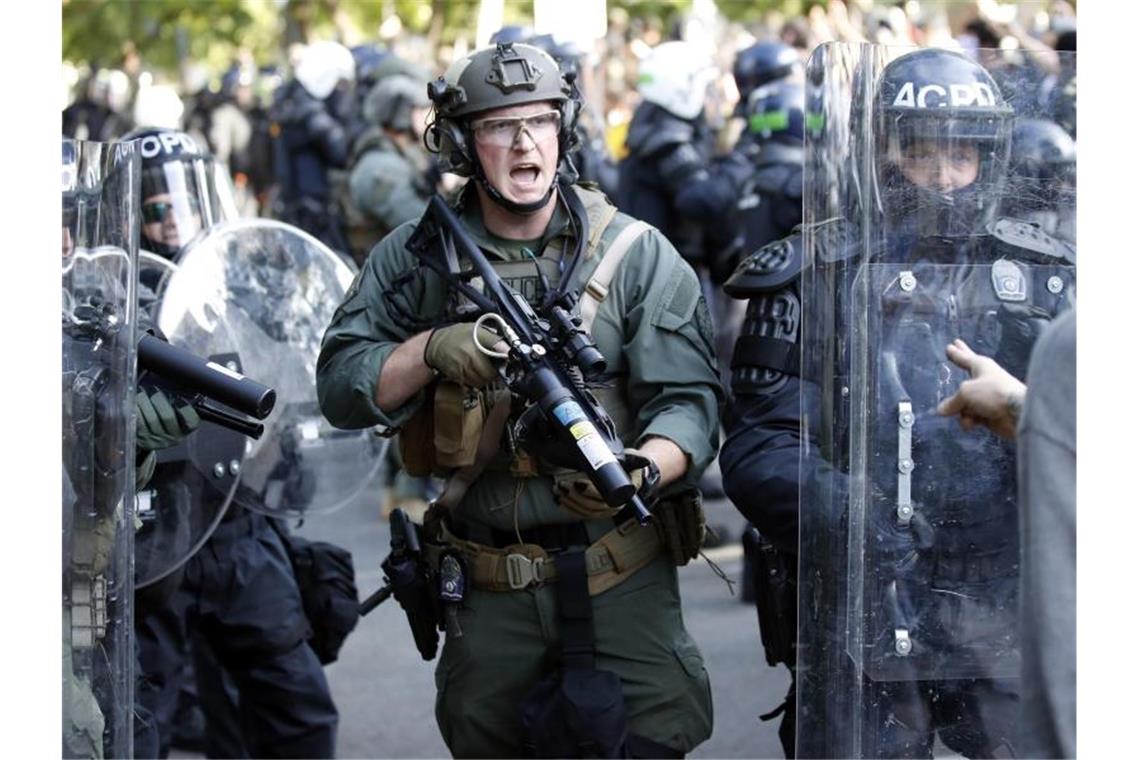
[
  {"x1": 134, "y1": 252, "x2": 243, "y2": 588},
  {"x1": 62, "y1": 138, "x2": 139, "y2": 759},
  {"x1": 160, "y1": 219, "x2": 385, "y2": 517},
  {"x1": 798, "y1": 43, "x2": 1075, "y2": 758}
]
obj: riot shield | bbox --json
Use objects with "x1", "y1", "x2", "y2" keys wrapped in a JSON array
[
  {"x1": 797, "y1": 43, "x2": 1076, "y2": 758},
  {"x1": 133, "y1": 251, "x2": 244, "y2": 588},
  {"x1": 62, "y1": 138, "x2": 139, "y2": 759},
  {"x1": 160, "y1": 219, "x2": 385, "y2": 517}
]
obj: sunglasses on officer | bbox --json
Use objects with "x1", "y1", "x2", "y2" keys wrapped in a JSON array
[
  {"x1": 142, "y1": 197, "x2": 201, "y2": 224},
  {"x1": 470, "y1": 110, "x2": 561, "y2": 148}
]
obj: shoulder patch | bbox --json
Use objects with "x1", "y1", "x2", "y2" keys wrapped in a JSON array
[
  {"x1": 989, "y1": 218, "x2": 1076, "y2": 264},
  {"x1": 723, "y1": 234, "x2": 803, "y2": 298}
]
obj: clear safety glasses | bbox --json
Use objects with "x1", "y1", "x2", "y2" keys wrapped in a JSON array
[{"x1": 470, "y1": 110, "x2": 561, "y2": 147}]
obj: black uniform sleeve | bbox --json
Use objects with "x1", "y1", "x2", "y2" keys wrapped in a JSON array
[
  {"x1": 306, "y1": 106, "x2": 349, "y2": 168},
  {"x1": 721, "y1": 381, "x2": 801, "y2": 552},
  {"x1": 674, "y1": 150, "x2": 753, "y2": 220},
  {"x1": 655, "y1": 140, "x2": 711, "y2": 197},
  {"x1": 719, "y1": 236, "x2": 846, "y2": 555}
]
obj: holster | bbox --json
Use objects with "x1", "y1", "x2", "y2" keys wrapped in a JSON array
[
  {"x1": 747, "y1": 527, "x2": 797, "y2": 668},
  {"x1": 381, "y1": 522, "x2": 441, "y2": 661}
]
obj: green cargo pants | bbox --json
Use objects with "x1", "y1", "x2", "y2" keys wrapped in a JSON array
[{"x1": 433, "y1": 553, "x2": 714, "y2": 757}]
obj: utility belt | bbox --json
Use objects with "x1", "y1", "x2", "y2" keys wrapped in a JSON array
[{"x1": 425, "y1": 512, "x2": 665, "y2": 597}]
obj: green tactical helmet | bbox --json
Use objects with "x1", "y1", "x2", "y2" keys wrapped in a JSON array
[
  {"x1": 425, "y1": 42, "x2": 581, "y2": 178},
  {"x1": 364, "y1": 73, "x2": 430, "y2": 133}
]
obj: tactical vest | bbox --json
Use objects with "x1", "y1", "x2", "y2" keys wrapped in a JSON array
[{"x1": 401, "y1": 185, "x2": 647, "y2": 479}]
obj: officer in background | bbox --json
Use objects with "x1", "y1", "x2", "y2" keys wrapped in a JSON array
[
  {"x1": 733, "y1": 82, "x2": 805, "y2": 261},
  {"x1": 617, "y1": 40, "x2": 750, "y2": 277},
  {"x1": 721, "y1": 47, "x2": 1075, "y2": 758},
  {"x1": 731, "y1": 40, "x2": 803, "y2": 118},
  {"x1": 617, "y1": 39, "x2": 750, "y2": 506},
  {"x1": 209, "y1": 64, "x2": 258, "y2": 217},
  {"x1": 318, "y1": 42, "x2": 721, "y2": 757},
  {"x1": 271, "y1": 41, "x2": 355, "y2": 255},
  {"x1": 63, "y1": 68, "x2": 135, "y2": 142},
  {"x1": 705, "y1": 80, "x2": 807, "y2": 401},
  {"x1": 344, "y1": 73, "x2": 436, "y2": 267},
  {"x1": 130, "y1": 127, "x2": 340, "y2": 758},
  {"x1": 343, "y1": 46, "x2": 434, "y2": 159}
]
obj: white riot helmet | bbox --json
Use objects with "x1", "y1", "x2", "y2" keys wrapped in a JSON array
[
  {"x1": 636, "y1": 41, "x2": 719, "y2": 121},
  {"x1": 294, "y1": 41, "x2": 355, "y2": 100}
]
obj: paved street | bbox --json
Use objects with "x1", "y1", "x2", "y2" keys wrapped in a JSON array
[{"x1": 288, "y1": 455, "x2": 790, "y2": 759}]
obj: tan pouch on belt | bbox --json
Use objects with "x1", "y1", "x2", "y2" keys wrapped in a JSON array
[{"x1": 432, "y1": 380, "x2": 486, "y2": 470}]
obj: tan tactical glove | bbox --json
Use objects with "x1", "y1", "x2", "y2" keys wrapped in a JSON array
[
  {"x1": 423, "y1": 323, "x2": 504, "y2": 388},
  {"x1": 553, "y1": 448, "x2": 658, "y2": 519}
]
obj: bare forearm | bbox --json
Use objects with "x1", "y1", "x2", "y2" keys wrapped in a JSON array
[
  {"x1": 639, "y1": 436, "x2": 689, "y2": 487},
  {"x1": 374, "y1": 330, "x2": 435, "y2": 412}
]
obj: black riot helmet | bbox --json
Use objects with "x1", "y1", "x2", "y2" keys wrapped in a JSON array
[
  {"x1": 126, "y1": 127, "x2": 229, "y2": 259},
  {"x1": 745, "y1": 81, "x2": 805, "y2": 146},
  {"x1": 872, "y1": 48, "x2": 1014, "y2": 239},
  {"x1": 734, "y1": 41, "x2": 802, "y2": 100},
  {"x1": 425, "y1": 42, "x2": 582, "y2": 214},
  {"x1": 1007, "y1": 117, "x2": 1076, "y2": 212}
]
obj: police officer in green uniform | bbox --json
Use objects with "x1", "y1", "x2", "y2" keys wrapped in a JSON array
[
  {"x1": 344, "y1": 72, "x2": 437, "y2": 267},
  {"x1": 318, "y1": 43, "x2": 720, "y2": 757}
]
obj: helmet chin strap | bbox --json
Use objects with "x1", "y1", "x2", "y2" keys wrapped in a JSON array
[{"x1": 472, "y1": 157, "x2": 558, "y2": 216}]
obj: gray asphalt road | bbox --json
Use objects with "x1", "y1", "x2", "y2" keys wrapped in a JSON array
[{"x1": 288, "y1": 456, "x2": 791, "y2": 759}]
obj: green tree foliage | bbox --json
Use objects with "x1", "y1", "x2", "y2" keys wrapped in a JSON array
[
  {"x1": 714, "y1": 0, "x2": 818, "y2": 24},
  {"x1": 62, "y1": 0, "x2": 272, "y2": 74},
  {"x1": 61, "y1": 0, "x2": 818, "y2": 79}
]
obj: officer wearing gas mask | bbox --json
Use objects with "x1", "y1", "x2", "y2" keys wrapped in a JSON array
[
  {"x1": 721, "y1": 47, "x2": 1075, "y2": 758},
  {"x1": 318, "y1": 42, "x2": 722, "y2": 758}
]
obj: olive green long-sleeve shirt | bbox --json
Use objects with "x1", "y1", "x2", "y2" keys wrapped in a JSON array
[{"x1": 317, "y1": 185, "x2": 723, "y2": 530}]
